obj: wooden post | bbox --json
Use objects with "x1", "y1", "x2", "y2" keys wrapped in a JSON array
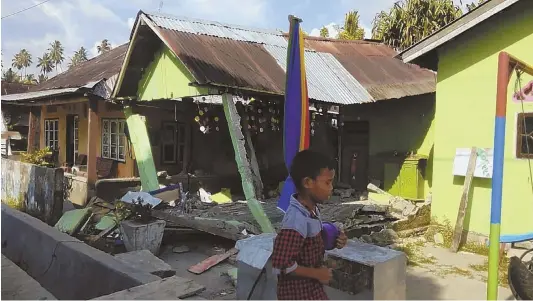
[
  {"x1": 450, "y1": 147, "x2": 478, "y2": 253},
  {"x1": 27, "y1": 107, "x2": 40, "y2": 153},
  {"x1": 87, "y1": 99, "x2": 99, "y2": 187},
  {"x1": 221, "y1": 93, "x2": 274, "y2": 233},
  {"x1": 237, "y1": 103, "x2": 263, "y2": 198}
]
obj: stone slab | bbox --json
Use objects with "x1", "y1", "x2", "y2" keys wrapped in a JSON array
[
  {"x1": 114, "y1": 250, "x2": 175, "y2": 278},
  {"x1": 91, "y1": 275, "x2": 205, "y2": 300}
]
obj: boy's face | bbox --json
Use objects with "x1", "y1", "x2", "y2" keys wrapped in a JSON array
[{"x1": 303, "y1": 168, "x2": 335, "y2": 203}]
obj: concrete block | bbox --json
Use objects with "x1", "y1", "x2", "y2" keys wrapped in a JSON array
[
  {"x1": 114, "y1": 250, "x2": 175, "y2": 278},
  {"x1": 120, "y1": 219, "x2": 166, "y2": 255}
]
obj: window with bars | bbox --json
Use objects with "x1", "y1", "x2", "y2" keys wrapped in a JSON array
[
  {"x1": 161, "y1": 122, "x2": 186, "y2": 164},
  {"x1": 517, "y1": 112, "x2": 533, "y2": 159},
  {"x1": 73, "y1": 116, "x2": 79, "y2": 163},
  {"x1": 44, "y1": 119, "x2": 59, "y2": 150},
  {"x1": 101, "y1": 119, "x2": 126, "y2": 162}
]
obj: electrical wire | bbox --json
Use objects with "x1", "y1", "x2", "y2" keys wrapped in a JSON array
[{"x1": 1, "y1": 0, "x2": 55, "y2": 20}]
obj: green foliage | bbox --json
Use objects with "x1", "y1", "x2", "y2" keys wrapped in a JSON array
[
  {"x1": 21, "y1": 147, "x2": 53, "y2": 167},
  {"x1": 320, "y1": 26, "x2": 329, "y2": 38},
  {"x1": 338, "y1": 10, "x2": 365, "y2": 40}
]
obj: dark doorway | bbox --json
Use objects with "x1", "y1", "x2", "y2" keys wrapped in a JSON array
[
  {"x1": 341, "y1": 121, "x2": 370, "y2": 191},
  {"x1": 65, "y1": 115, "x2": 78, "y2": 166}
]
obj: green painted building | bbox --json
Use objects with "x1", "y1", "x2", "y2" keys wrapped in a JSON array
[{"x1": 401, "y1": 0, "x2": 533, "y2": 242}]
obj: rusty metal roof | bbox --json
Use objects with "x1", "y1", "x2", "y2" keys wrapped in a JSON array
[
  {"x1": 301, "y1": 37, "x2": 436, "y2": 100},
  {"x1": 1, "y1": 82, "x2": 33, "y2": 95},
  {"x1": 30, "y1": 43, "x2": 128, "y2": 92},
  {"x1": 143, "y1": 12, "x2": 373, "y2": 104}
]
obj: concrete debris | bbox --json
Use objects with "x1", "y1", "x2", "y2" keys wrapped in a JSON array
[
  {"x1": 157, "y1": 171, "x2": 168, "y2": 178},
  {"x1": 359, "y1": 229, "x2": 399, "y2": 247},
  {"x1": 172, "y1": 246, "x2": 191, "y2": 253},
  {"x1": 114, "y1": 250, "x2": 176, "y2": 278},
  {"x1": 434, "y1": 233, "x2": 445, "y2": 245}
]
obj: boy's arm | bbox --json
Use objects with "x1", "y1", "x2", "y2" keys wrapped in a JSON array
[{"x1": 272, "y1": 229, "x2": 329, "y2": 282}]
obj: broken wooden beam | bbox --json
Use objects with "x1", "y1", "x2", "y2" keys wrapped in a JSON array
[
  {"x1": 188, "y1": 248, "x2": 238, "y2": 275},
  {"x1": 221, "y1": 93, "x2": 274, "y2": 234}
]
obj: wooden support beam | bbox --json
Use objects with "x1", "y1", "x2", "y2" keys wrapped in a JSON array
[
  {"x1": 87, "y1": 99, "x2": 99, "y2": 187},
  {"x1": 26, "y1": 107, "x2": 40, "y2": 153},
  {"x1": 221, "y1": 93, "x2": 274, "y2": 233},
  {"x1": 237, "y1": 103, "x2": 263, "y2": 198},
  {"x1": 450, "y1": 147, "x2": 477, "y2": 253}
]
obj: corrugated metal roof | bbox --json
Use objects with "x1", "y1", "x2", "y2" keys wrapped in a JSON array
[
  {"x1": 158, "y1": 29, "x2": 286, "y2": 94},
  {"x1": 302, "y1": 37, "x2": 436, "y2": 100},
  {"x1": 1, "y1": 88, "x2": 82, "y2": 102},
  {"x1": 263, "y1": 45, "x2": 373, "y2": 104},
  {"x1": 145, "y1": 12, "x2": 288, "y2": 47},
  {"x1": 1, "y1": 82, "x2": 33, "y2": 95}
]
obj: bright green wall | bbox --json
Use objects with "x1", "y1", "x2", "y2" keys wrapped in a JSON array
[
  {"x1": 137, "y1": 46, "x2": 207, "y2": 101},
  {"x1": 344, "y1": 94, "x2": 435, "y2": 193},
  {"x1": 432, "y1": 1, "x2": 533, "y2": 237}
]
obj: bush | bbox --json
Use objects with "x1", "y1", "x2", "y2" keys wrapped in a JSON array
[{"x1": 21, "y1": 147, "x2": 53, "y2": 167}]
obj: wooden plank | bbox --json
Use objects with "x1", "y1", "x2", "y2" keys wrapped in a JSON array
[
  {"x1": 221, "y1": 93, "x2": 274, "y2": 233},
  {"x1": 450, "y1": 147, "x2": 478, "y2": 253},
  {"x1": 91, "y1": 276, "x2": 204, "y2": 300},
  {"x1": 188, "y1": 248, "x2": 238, "y2": 274},
  {"x1": 123, "y1": 106, "x2": 159, "y2": 192}
]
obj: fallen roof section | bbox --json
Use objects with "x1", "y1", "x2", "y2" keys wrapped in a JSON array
[{"x1": 399, "y1": 0, "x2": 520, "y2": 65}]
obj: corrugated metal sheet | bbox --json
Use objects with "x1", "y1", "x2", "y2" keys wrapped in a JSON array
[
  {"x1": 264, "y1": 45, "x2": 372, "y2": 104},
  {"x1": 301, "y1": 37, "x2": 436, "y2": 100},
  {"x1": 29, "y1": 44, "x2": 128, "y2": 92},
  {"x1": 157, "y1": 28, "x2": 286, "y2": 95},
  {"x1": 145, "y1": 12, "x2": 288, "y2": 47},
  {"x1": 1, "y1": 82, "x2": 33, "y2": 95},
  {"x1": 1, "y1": 88, "x2": 82, "y2": 102}
]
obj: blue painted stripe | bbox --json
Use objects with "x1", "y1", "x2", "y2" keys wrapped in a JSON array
[
  {"x1": 500, "y1": 232, "x2": 533, "y2": 243},
  {"x1": 490, "y1": 116, "x2": 506, "y2": 225}
]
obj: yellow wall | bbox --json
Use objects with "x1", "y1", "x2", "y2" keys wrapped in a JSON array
[
  {"x1": 432, "y1": 1, "x2": 533, "y2": 239},
  {"x1": 40, "y1": 98, "x2": 135, "y2": 178}
]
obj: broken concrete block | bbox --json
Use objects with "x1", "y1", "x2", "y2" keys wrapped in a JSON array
[
  {"x1": 172, "y1": 246, "x2": 190, "y2": 254},
  {"x1": 120, "y1": 219, "x2": 166, "y2": 255},
  {"x1": 114, "y1": 249, "x2": 175, "y2": 278},
  {"x1": 370, "y1": 229, "x2": 399, "y2": 247},
  {"x1": 434, "y1": 233, "x2": 444, "y2": 245}
]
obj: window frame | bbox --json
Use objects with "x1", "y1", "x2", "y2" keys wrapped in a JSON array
[
  {"x1": 516, "y1": 112, "x2": 533, "y2": 159},
  {"x1": 101, "y1": 118, "x2": 127, "y2": 162},
  {"x1": 160, "y1": 121, "x2": 186, "y2": 165},
  {"x1": 44, "y1": 119, "x2": 59, "y2": 150}
]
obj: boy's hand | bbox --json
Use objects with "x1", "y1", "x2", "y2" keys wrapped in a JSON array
[
  {"x1": 336, "y1": 231, "x2": 347, "y2": 249},
  {"x1": 315, "y1": 266, "x2": 333, "y2": 284}
]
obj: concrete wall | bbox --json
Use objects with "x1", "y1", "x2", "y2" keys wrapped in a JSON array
[
  {"x1": 1, "y1": 205, "x2": 160, "y2": 300},
  {"x1": 1, "y1": 158, "x2": 64, "y2": 225},
  {"x1": 343, "y1": 94, "x2": 435, "y2": 193},
  {"x1": 432, "y1": 0, "x2": 533, "y2": 239}
]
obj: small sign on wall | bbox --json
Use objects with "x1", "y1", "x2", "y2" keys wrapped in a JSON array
[{"x1": 452, "y1": 148, "x2": 493, "y2": 178}]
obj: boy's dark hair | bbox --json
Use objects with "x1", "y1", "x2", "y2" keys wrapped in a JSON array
[{"x1": 290, "y1": 150, "x2": 335, "y2": 191}]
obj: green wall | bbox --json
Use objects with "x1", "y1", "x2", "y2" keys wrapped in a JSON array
[
  {"x1": 432, "y1": 1, "x2": 533, "y2": 238},
  {"x1": 343, "y1": 94, "x2": 435, "y2": 193},
  {"x1": 137, "y1": 46, "x2": 207, "y2": 101}
]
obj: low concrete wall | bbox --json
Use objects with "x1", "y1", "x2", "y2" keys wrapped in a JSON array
[
  {"x1": 1, "y1": 204, "x2": 160, "y2": 300},
  {"x1": 65, "y1": 173, "x2": 88, "y2": 207},
  {"x1": 1, "y1": 158, "x2": 63, "y2": 225}
]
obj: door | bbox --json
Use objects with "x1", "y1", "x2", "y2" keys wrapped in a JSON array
[
  {"x1": 341, "y1": 121, "x2": 370, "y2": 191},
  {"x1": 65, "y1": 115, "x2": 79, "y2": 166}
]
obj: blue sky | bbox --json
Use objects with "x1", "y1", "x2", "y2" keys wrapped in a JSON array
[{"x1": 1, "y1": 0, "x2": 471, "y2": 76}]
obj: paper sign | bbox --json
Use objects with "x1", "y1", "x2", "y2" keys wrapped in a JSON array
[{"x1": 452, "y1": 148, "x2": 493, "y2": 178}]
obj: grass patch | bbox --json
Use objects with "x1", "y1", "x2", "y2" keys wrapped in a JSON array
[
  {"x1": 468, "y1": 257, "x2": 509, "y2": 287},
  {"x1": 394, "y1": 241, "x2": 437, "y2": 267},
  {"x1": 438, "y1": 266, "x2": 474, "y2": 278},
  {"x1": 2, "y1": 195, "x2": 26, "y2": 212}
]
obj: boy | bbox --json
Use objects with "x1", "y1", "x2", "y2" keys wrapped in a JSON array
[{"x1": 272, "y1": 150, "x2": 347, "y2": 300}]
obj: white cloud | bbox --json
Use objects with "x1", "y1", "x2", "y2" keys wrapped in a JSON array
[
  {"x1": 310, "y1": 22, "x2": 340, "y2": 38},
  {"x1": 127, "y1": 17, "x2": 136, "y2": 30}
]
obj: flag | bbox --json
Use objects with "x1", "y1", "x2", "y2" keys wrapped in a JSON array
[{"x1": 277, "y1": 16, "x2": 310, "y2": 212}]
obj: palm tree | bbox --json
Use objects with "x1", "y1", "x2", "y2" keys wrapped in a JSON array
[
  {"x1": 338, "y1": 11, "x2": 365, "y2": 40},
  {"x1": 68, "y1": 46, "x2": 89, "y2": 70},
  {"x1": 38, "y1": 74, "x2": 48, "y2": 84},
  {"x1": 24, "y1": 74, "x2": 37, "y2": 84},
  {"x1": 37, "y1": 52, "x2": 54, "y2": 75},
  {"x1": 48, "y1": 40, "x2": 64, "y2": 75},
  {"x1": 372, "y1": 0, "x2": 462, "y2": 50},
  {"x1": 2, "y1": 68, "x2": 20, "y2": 83},
  {"x1": 320, "y1": 27, "x2": 329, "y2": 38},
  {"x1": 465, "y1": 0, "x2": 486, "y2": 11},
  {"x1": 97, "y1": 39, "x2": 112, "y2": 54},
  {"x1": 11, "y1": 53, "x2": 23, "y2": 77},
  {"x1": 19, "y1": 49, "x2": 32, "y2": 77}
]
